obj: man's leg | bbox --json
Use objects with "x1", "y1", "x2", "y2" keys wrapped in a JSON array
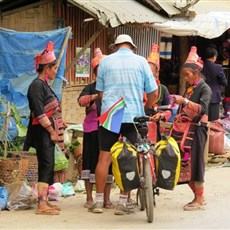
[
  {"x1": 95, "y1": 151, "x2": 112, "y2": 193},
  {"x1": 89, "y1": 151, "x2": 111, "y2": 213}
]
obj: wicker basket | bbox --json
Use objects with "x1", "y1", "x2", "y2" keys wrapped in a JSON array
[
  {"x1": 0, "y1": 158, "x2": 29, "y2": 186},
  {"x1": 8, "y1": 151, "x2": 38, "y2": 184}
]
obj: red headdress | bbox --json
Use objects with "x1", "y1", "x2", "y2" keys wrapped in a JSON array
[
  {"x1": 147, "y1": 43, "x2": 160, "y2": 70},
  {"x1": 34, "y1": 41, "x2": 56, "y2": 71},
  {"x1": 184, "y1": 46, "x2": 203, "y2": 70},
  {"x1": 91, "y1": 48, "x2": 106, "y2": 71}
]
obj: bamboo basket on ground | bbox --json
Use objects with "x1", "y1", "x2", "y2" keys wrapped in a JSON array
[
  {"x1": 7, "y1": 151, "x2": 38, "y2": 185},
  {"x1": 0, "y1": 157, "x2": 29, "y2": 186}
]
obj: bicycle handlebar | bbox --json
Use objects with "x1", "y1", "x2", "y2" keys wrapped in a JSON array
[
  {"x1": 133, "y1": 116, "x2": 150, "y2": 123},
  {"x1": 134, "y1": 105, "x2": 172, "y2": 123},
  {"x1": 145, "y1": 104, "x2": 172, "y2": 116}
]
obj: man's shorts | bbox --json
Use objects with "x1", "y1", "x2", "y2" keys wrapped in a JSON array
[{"x1": 98, "y1": 123, "x2": 137, "y2": 152}]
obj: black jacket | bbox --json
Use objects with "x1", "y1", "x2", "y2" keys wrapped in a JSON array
[{"x1": 201, "y1": 61, "x2": 227, "y2": 103}]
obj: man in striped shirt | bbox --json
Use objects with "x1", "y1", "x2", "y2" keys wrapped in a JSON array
[{"x1": 89, "y1": 34, "x2": 158, "y2": 215}]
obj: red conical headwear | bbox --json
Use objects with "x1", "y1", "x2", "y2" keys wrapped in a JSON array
[
  {"x1": 34, "y1": 41, "x2": 56, "y2": 71},
  {"x1": 91, "y1": 48, "x2": 106, "y2": 71},
  {"x1": 147, "y1": 43, "x2": 160, "y2": 70},
  {"x1": 184, "y1": 46, "x2": 203, "y2": 70}
]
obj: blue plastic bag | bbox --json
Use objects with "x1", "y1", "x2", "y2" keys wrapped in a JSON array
[
  {"x1": 61, "y1": 182, "x2": 75, "y2": 197},
  {"x1": 0, "y1": 186, "x2": 8, "y2": 210}
]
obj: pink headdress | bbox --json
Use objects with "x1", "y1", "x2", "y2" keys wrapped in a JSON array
[
  {"x1": 91, "y1": 48, "x2": 106, "y2": 71},
  {"x1": 184, "y1": 46, "x2": 203, "y2": 70},
  {"x1": 34, "y1": 41, "x2": 56, "y2": 71},
  {"x1": 147, "y1": 43, "x2": 160, "y2": 70}
]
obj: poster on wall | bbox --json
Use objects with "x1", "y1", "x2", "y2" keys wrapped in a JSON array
[{"x1": 75, "y1": 47, "x2": 91, "y2": 77}]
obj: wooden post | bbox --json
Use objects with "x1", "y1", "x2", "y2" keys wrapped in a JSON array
[
  {"x1": 3, "y1": 102, "x2": 11, "y2": 157},
  {"x1": 204, "y1": 122, "x2": 210, "y2": 164},
  {"x1": 179, "y1": 36, "x2": 190, "y2": 95},
  {"x1": 65, "y1": 26, "x2": 104, "y2": 74},
  {"x1": 50, "y1": 26, "x2": 72, "y2": 87}
]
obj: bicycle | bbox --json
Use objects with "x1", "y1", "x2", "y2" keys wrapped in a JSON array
[{"x1": 133, "y1": 105, "x2": 171, "y2": 223}]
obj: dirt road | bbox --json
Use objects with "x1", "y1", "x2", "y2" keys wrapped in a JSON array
[{"x1": 0, "y1": 163, "x2": 229, "y2": 230}]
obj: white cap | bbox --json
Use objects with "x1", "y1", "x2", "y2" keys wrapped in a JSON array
[{"x1": 109, "y1": 34, "x2": 137, "y2": 49}]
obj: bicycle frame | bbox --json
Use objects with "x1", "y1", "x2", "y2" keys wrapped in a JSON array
[
  {"x1": 134, "y1": 105, "x2": 171, "y2": 223},
  {"x1": 136, "y1": 138, "x2": 157, "y2": 187}
]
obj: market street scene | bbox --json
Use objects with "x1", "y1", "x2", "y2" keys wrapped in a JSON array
[{"x1": 0, "y1": 0, "x2": 230, "y2": 229}]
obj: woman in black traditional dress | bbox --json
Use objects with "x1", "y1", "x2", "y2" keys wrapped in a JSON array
[
  {"x1": 27, "y1": 41, "x2": 64, "y2": 215},
  {"x1": 171, "y1": 46, "x2": 212, "y2": 211}
]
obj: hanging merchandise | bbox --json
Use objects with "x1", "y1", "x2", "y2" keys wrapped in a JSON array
[{"x1": 160, "y1": 32, "x2": 172, "y2": 60}]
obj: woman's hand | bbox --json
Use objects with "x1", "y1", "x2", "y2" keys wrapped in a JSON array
[
  {"x1": 63, "y1": 120, "x2": 68, "y2": 129},
  {"x1": 50, "y1": 130, "x2": 58, "y2": 143},
  {"x1": 173, "y1": 95, "x2": 186, "y2": 105},
  {"x1": 91, "y1": 94, "x2": 98, "y2": 101},
  {"x1": 150, "y1": 113, "x2": 161, "y2": 122}
]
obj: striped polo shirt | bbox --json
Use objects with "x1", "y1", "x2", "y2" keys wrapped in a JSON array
[{"x1": 96, "y1": 48, "x2": 157, "y2": 123}]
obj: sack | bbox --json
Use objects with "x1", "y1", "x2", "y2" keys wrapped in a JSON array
[
  {"x1": 209, "y1": 120, "x2": 225, "y2": 154},
  {"x1": 0, "y1": 186, "x2": 8, "y2": 210},
  {"x1": 155, "y1": 137, "x2": 181, "y2": 190},
  {"x1": 110, "y1": 137, "x2": 140, "y2": 192},
  {"x1": 54, "y1": 144, "x2": 69, "y2": 171}
]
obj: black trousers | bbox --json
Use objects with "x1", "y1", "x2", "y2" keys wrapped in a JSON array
[{"x1": 32, "y1": 124, "x2": 55, "y2": 185}]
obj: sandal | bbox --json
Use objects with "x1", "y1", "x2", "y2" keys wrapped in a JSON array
[
  {"x1": 183, "y1": 198, "x2": 207, "y2": 208},
  {"x1": 47, "y1": 202, "x2": 61, "y2": 211},
  {"x1": 104, "y1": 201, "x2": 114, "y2": 209},
  {"x1": 183, "y1": 202, "x2": 205, "y2": 211},
  {"x1": 36, "y1": 208, "x2": 60, "y2": 215},
  {"x1": 84, "y1": 202, "x2": 94, "y2": 209}
]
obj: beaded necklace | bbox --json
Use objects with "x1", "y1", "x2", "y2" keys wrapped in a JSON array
[{"x1": 184, "y1": 79, "x2": 200, "y2": 99}]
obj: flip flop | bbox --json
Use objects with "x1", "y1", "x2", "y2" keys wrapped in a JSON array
[
  {"x1": 183, "y1": 202, "x2": 205, "y2": 211},
  {"x1": 36, "y1": 208, "x2": 60, "y2": 215},
  {"x1": 183, "y1": 198, "x2": 207, "y2": 208},
  {"x1": 47, "y1": 202, "x2": 62, "y2": 211},
  {"x1": 104, "y1": 202, "x2": 114, "y2": 209}
]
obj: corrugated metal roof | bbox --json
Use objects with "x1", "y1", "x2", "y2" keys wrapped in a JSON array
[
  {"x1": 150, "y1": 0, "x2": 230, "y2": 16},
  {"x1": 144, "y1": 0, "x2": 181, "y2": 17},
  {"x1": 67, "y1": 0, "x2": 167, "y2": 28}
]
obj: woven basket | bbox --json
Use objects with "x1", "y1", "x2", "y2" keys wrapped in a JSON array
[
  {"x1": 0, "y1": 158, "x2": 29, "y2": 186},
  {"x1": 8, "y1": 151, "x2": 38, "y2": 184}
]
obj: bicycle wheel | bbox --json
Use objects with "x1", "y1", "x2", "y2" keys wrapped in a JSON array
[
  {"x1": 137, "y1": 188, "x2": 145, "y2": 211},
  {"x1": 144, "y1": 157, "x2": 154, "y2": 223}
]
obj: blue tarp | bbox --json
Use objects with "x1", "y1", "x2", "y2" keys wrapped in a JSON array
[{"x1": 0, "y1": 27, "x2": 69, "y2": 139}]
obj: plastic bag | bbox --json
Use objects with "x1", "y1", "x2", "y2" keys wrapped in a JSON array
[
  {"x1": 155, "y1": 136, "x2": 181, "y2": 190},
  {"x1": 54, "y1": 144, "x2": 69, "y2": 171},
  {"x1": 110, "y1": 137, "x2": 140, "y2": 192},
  {"x1": 74, "y1": 180, "x2": 85, "y2": 192},
  {"x1": 61, "y1": 182, "x2": 75, "y2": 197},
  {"x1": 0, "y1": 187, "x2": 8, "y2": 210},
  {"x1": 6, "y1": 181, "x2": 37, "y2": 211},
  {"x1": 64, "y1": 129, "x2": 71, "y2": 146},
  {"x1": 48, "y1": 182, "x2": 63, "y2": 201}
]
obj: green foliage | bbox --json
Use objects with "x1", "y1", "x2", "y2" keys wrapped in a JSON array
[
  {"x1": 68, "y1": 140, "x2": 80, "y2": 153},
  {"x1": 11, "y1": 103, "x2": 28, "y2": 137},
  {"x1": 0, "y1": 102, "x2": 28, "y2": 157}
]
